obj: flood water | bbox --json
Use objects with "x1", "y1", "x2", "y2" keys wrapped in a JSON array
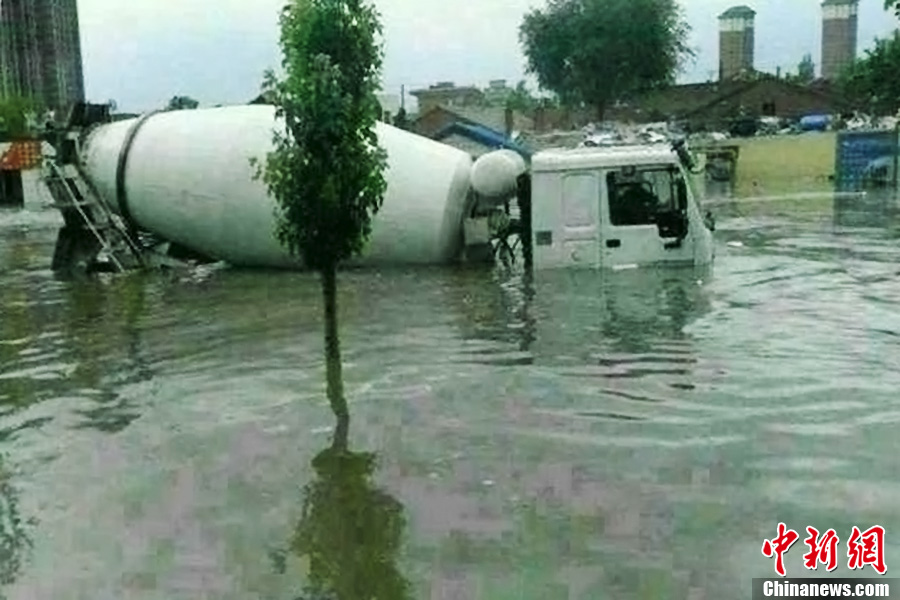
[{"x1": 1, "y1": 194, "x2": 900, "y2": 600}]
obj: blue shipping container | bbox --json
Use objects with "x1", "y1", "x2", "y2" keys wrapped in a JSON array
[{"x1": 833, "y1": 129, "x2": 899, "y2": 193}]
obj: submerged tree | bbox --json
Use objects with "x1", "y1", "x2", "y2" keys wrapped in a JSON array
[
  {"x1": 519, "y1": 0, "x2": 694, "y2": 120},
  {"x1": 255, "y1": 0, "x2": 387, "y2": 441}
]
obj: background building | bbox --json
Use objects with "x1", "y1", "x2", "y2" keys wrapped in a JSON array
[
  {"x1": 820, "y1": 0, "x2": 858, "y2": 81},
  {"x1": 0, "y1": 0, "x2": 85, "y2": 117},
  {"x1": 409, "y1": 82, "x2": 485, "y2": 115},
  {"x1": 718, "y1": 6, "x2": 756, "y2": 81},
  {"x1": 483, "y1": 80, "x2": 512, "y2": 106}
]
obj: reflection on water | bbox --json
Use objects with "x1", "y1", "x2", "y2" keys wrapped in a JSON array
[
  {"x1": 833, "y1": 191, "x2": 900, "y2": 229},
  {"x1": 0, "y1": 455, "x2": 32, "y2": 589},
  {"x1": 278, "y1": 425, "x2": 412, "y2": 600},
  {"x1": 531, "y1": 266, "x2": 711, "y2": 356},
  {"x1": 0, "y1": 270, "x2": 153, "y2": 435}
]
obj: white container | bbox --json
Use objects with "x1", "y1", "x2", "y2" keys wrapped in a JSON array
[
  {"x1": 470, "y1": 149, "x2": 527, "y2": 201},
  {"x1": 80, "y1": 104, "x2": 474, "y2": 269}
]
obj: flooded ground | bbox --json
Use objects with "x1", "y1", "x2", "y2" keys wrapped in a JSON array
[{"x1": 1, "y1": 193, "x2": 900, "y2": 599}]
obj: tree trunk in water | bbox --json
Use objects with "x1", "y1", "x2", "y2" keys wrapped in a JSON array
[
  {"x1": 516, "y1": 173, "x2": 533, "y2": 272},
  {"x1": 321, "y1": 264, "x2": 349, "y2": 451}
]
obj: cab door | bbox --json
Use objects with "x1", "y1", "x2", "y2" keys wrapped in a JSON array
[
  {"x1": 599, "y1": 169, "x2": 659, "y2": 267},
  {"x1": 560, "y1": 171, "x2": 601, "y2": 268},
  {"x1": 600, "y1": 167, "x2": 695, "y2": 268}
]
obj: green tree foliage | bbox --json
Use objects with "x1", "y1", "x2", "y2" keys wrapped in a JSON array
[
  {"x1": 0, "y1": 96, "x2": 40, "y2": 139},
  {"x1": 254, "y1": 0, "x2": 387, "y2": 433},
  {"x1": 797, "y1": 53, "x2": 815, "y2": 84},
  {"x1": 887, "y1": 0, "x2": 899, "y2": 17},
  {"x1": 166, "y1": 95, "x2": 199, "y2": 110},
  {"x1": 392, "y1": 106, "x2": 408, "y2": 130},
  {"x1": 839, "y1": 32, "x2": 900, "y2": 116},
  {"x1": 505, "y1": 80, "x2": 539, "y2": 112},
  {"x1": 519, "y1": 0, "x2": 693, "y2": 120}
]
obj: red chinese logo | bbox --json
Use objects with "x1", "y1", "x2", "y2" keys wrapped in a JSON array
[
  {"x1": 803, "y1": 527, "x2": 840, "y2": 572},
  {"x1": 848, "y1": 525, "x2": 887, "y2": 575},
  {"x1": 764, "y1": 524, "x2": 888, "y2": 576},
  {"x1": 762, "y1": 522, "x2": 800, "y2": 577}
]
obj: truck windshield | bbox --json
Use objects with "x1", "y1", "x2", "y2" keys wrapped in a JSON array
[{"x1": 607, "y1": 166, "x2": 686, "y2": 227}]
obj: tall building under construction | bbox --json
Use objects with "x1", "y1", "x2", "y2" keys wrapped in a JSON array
[
  {"x1": 820, "y1": 0, "x2": 858, "y2": 81},
  {"x1": 0, "y1": 0, "x2": 85, "y2": 116}
]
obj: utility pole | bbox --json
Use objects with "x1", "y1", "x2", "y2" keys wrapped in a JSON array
[{"x1": 395, "y1": 84, "x2": 408, "y2": 130}]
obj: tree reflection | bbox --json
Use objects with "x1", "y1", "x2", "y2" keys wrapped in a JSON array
[
  {"x1": 0, "y1": 455, "x2": 33, "y2": 591},
  {"x1": 286, "y1": 426, "x2": 412, "y2": 600},
  {"x1": 54, "y1": 273, "x2": 153, "y2": 433},
  {"x1": 519, "y1": 269, "x2": 537, "y2": 350}
]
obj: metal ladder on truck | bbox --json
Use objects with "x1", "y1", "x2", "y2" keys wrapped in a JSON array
[{"x1": 45, "y1": 158, "x2": 146, "y2": 273}]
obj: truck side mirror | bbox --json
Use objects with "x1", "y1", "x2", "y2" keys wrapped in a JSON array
[{"x1": 672, "y1": 139, "x2": 696, "y2": 172}]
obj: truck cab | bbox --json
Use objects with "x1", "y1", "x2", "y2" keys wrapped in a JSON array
[{"x1": 528, "y1": 144, "x2": 714, "y2": 270}]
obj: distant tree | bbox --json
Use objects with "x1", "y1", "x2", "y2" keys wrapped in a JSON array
[
  {"x1": 392, "y1": 106, "x2": 408, "y2": 130},
  {"x1": 519, "y1": 0, "x2": 694, "y2": 120},
  {"x1": 797, "y1": 53, "x2": 815, "y2": 84},
  {"x1": 253, "y1": 0, "x2": 387, "y2": 441},
  {"x1": 887, "y1": 0, "x2": 899, "y2": 17},
  {"x1": 505, "y1": 80, "x2": 539, "y2": 112},
  {"x1": 0, "y1": 96, "x2": 40, "y2": 139},
  {"x1": 165, "y1": 95, "x2": 199, "y2": 110},
  {"x1": 839, "y1": 32, "x2": 900, "y2": 116},
  {"x1": 536, "y1": 93, "x2": 562, "y2": 109}
]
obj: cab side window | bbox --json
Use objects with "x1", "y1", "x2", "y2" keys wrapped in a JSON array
[
  {"x1": 607, "y1": 170, "x2": 664, "y2": 226},
  {"x1": 607, "y1": 167, "x2": 687, "y2": 232}
]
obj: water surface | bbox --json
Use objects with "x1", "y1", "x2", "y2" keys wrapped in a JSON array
[{"x1": 1, "y1": 196, "x2": 899, "y2": 599}]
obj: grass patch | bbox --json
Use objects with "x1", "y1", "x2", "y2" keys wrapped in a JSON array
[{"x1": 732, "y1": 132, "x2": 837, "y2": 198}]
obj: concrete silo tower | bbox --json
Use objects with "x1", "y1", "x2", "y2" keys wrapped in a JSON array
[
  {"x1": 820, "y1": 0, "x2": 858, "y2": 81},
  {"x1": 719, "y1": 5, "x2": 756, "y2": 81}
]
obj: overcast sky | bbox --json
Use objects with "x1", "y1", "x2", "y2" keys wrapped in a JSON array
[{"x1": 77, "y1": 0, "x2": 897, "y2": 113}]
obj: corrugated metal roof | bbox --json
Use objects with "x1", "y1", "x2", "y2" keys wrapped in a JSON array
[{"x1": 433, "y1": 122, "x2": 532, "y2": 158}]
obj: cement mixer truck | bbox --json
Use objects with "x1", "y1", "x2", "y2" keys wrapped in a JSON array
[{"x1": 43, "y1": 102, "x2": 714, "y2": 274}]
